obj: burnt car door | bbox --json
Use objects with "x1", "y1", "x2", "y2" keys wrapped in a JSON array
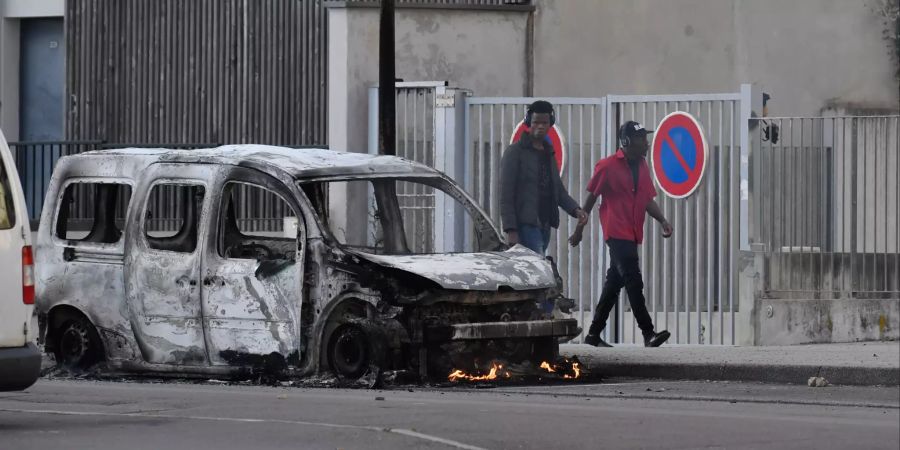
[
  {"x1": 201, "y1": 168, "x2": 305, "y2": 367},
  {"x1": 125, "y1": 164, "x2": 219, "y2": 365}
]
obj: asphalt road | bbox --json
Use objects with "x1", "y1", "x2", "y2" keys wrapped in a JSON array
[{"x1": 1, "y1": 378, "x2": 897, "y2": 450}]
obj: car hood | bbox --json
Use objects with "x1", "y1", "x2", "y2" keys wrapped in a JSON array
[{"x1": 348, "y1": 245, "x2": 557, "y2": 291}]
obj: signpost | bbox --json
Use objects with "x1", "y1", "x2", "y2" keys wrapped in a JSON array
[
  {"x1": 650, "y1": 111, "x2": 708, "y2": 198},
  {"x1": 509, "y1": 121, "x2": 567, "y2": 176}
]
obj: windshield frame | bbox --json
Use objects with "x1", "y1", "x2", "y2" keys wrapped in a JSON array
[{"x1": 296, "y1": 173, "x2": 504, "y2": 254}]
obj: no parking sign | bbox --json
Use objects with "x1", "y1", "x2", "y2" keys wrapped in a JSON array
[{"x1": 650, "y1": 112, "x2": 708, "y2": 199}]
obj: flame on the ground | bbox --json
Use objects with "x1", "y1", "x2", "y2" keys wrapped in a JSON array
[
  {"x1": 447, "y1": 362, "x2": 509, "y2": 382},
  {"x1": 448, "y1": 357, "x2": 583, "y2": 382},
  {"x1": 539, "y1": 358, "x2": 582, "y2": 379}
]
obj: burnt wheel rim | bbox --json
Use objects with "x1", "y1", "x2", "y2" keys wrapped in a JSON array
[
  {"x1": 329, "y1": 326, "x2": 368, "y2": 379},
  {"x1": 59, "y1": 322, "x2": 91, "y2": 365}
]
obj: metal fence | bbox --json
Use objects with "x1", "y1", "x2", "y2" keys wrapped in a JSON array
[
  {"x1": 66, "y1": 0, "x2": 328, "y2": 146},
  {"x1": 393, "y1": 84, "x2": 438, "y2": 253},
  {"x1": 10, "y1": 141, "x2": 103, "y2": 223},
  {"x1": 753, "y1": 115, "x2": 900, "y2": 299}
]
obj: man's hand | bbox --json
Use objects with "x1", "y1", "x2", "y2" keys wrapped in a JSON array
[
  {"x1": 661, "y1": 221, "x2": 673, "y2": 238},
  {"x1": 507, "y1": 230, "x2": 519, "y2": 245},
  {"x1": 575, "y1": 208, "x2": 589, "y2": 227},
  {"x1": 568, "y1": 227, "x2": 584, "y2": 247}
]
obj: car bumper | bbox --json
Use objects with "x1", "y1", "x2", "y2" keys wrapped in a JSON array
[
  {"x1": 425, "y1": 318, "x2": 580, "y2": 342},
  {"x1": 0, "y1": 343, "x2": 41, "y2": 391}
]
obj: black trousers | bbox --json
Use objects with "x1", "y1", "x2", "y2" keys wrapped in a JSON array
[{"x1": 587, "y1": 239, "x2": 656, "y2": 338}]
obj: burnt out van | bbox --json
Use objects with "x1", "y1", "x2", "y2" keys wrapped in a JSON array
[{"x1": 35, "y1": 146, "x2": 578, "y2": 381}]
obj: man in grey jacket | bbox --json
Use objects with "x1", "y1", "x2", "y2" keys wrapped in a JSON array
[{"x1": 500, "y1": 100, "x2": 587, "y2": 255}]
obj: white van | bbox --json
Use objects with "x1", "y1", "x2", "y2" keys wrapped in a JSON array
[{"x1": 0, "y1": 129, "x2": 39, "y2": 391}]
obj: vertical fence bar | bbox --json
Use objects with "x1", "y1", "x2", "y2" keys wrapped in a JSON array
[
  {"x1": 709, "y1": 102, "x2": 719, "y2": 342},
  {"x1": 801, "y1": 118, "x2": 809, "y2": 291},
  {"x1": 862, "y1": 117, "x2": 868, "y2": 293},
  {"x1": 873, "y1": 117, "x2": 879, "y2": 292},
  {"x1": 884, "y1": 117, "x2": 890, "y2": 291},
  {"x1": 488, "y1": 104, "x2": 496, "y2": 222},
  {"x1": 578, "y1": 103, "x2": 585, "y2": 338},
  {"x1": 663, "y1": 101, "x2": 670, "y2": 335},
  {"x1": 651, "y1": 102, "x2": 659, "y2": 332},
  {"x1": 729, "y1": 100, "x2": 738, "y2": 344},
  {"x1": 851, "y1": 117, "x2": 858, "y2": 295},
  {"x1": 719, "y1": 103, "x2": 728, "y2": 345}
]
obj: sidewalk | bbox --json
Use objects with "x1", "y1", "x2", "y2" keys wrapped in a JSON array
[{"x1": 561, "y1": 341, "x2": 900, "y2": 386}]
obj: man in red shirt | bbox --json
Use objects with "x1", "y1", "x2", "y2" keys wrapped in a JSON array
[{"x1": 569, "y1": 121, "x2": 672, "y2": 347}]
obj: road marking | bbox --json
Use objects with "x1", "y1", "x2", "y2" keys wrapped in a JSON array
[{"x1": 0, "y1": 408, "x2": 487, "y2": 450}]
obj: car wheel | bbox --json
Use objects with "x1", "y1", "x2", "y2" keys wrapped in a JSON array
[
  {"x1": 327, "y1": 323, "x2": 383, "y2": 382},
  {"x1": 55, "y1": 317, "x2": 102, "y2": 371}
]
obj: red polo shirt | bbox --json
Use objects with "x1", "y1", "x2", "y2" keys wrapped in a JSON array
[{"x1": 586, "y1": 149, "x2": 657, "y2": 244}]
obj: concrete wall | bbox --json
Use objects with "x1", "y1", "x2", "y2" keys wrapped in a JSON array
[
  {"x1": 533, "y1": 0, "x2": 899, "y2": 116},
  {"x1": 0, "y1": 0, "x2": 64, "y2": 142},
  {"x1": 757, "y1": 297, "x2": 899, "y2": 345}
]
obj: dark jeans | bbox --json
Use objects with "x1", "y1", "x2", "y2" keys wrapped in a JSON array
[
  {"x1": 518, "y1": 224, "x2": 551, "y2": 256},
  {"x1": 587, "y1": 239, "x2": 656, "y2": 338}
]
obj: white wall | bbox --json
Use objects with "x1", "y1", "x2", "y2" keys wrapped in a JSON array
[{"x1": 533, "y1": 0, "x2": 899, "y2": 116}]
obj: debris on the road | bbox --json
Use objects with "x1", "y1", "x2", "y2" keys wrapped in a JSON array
[
  {"x1": 807, "y1": 376, "x2": 829, "y2": 387},
  {"x1": 375, "y1": 396, "x2": 385, "y2": 401}
]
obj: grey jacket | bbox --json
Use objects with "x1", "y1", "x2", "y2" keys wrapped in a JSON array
[{"x1": 499, "y1": 133, "x2": 579, "y2": 232}]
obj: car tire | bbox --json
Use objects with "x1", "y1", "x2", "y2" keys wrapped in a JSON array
[
  {"x1": 54, "y1": 317, "x2": 103, "y2": 371},
  {"x1": 326, "y1": 323, "x2": 385, "y2": 382}
]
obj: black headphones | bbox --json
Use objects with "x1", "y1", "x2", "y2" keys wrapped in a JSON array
[
  {"x1": 618, "y1": 123, "x2": 631, "y2": 148},
  {"x1": 524, "y1": 102, "x2": 556, "y2": 127}
]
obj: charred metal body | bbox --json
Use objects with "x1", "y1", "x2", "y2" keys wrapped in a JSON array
[{"x1": 35, "y1": 146, "x2": 578, "y2": 381}]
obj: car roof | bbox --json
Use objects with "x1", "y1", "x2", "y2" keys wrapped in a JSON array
[{"x1": 74, "y1": 145, "x2": 437, "y2": 179}]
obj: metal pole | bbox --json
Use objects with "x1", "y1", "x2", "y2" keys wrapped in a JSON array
[{"x1": 378, "y1": 0, "x2": 396, "y2": 156}]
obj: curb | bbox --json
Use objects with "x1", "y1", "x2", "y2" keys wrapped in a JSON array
[{"x1": 575, "y1": 359, "x2": 900, "y2": 386}]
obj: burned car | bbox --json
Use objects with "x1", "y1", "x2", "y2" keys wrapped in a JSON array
[{"x1": 35, "y1": 146, "x2": 579, "y2": 381}]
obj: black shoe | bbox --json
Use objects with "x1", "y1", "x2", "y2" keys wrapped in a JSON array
[
  {"x1": 644, "y1": 330, "x2": 671, "y2": 347},
  {"x1": 584, "y1": 334, "x2": 613, "y2": 348}
]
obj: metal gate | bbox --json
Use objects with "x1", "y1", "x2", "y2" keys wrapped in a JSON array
[
  {"x1": 603, "y1": 92, "x2": 746, "y2": 345},
  {"x1": 463, "y1": 88, "x2": 751, "y2": 345},
  {"x1": 753, "y1": 115, "x2": 900, "y2": 298}
]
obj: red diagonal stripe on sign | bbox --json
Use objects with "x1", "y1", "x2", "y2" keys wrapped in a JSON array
[{"x1": 662, "y1": 134, "x2": 699, "y2": 178}]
